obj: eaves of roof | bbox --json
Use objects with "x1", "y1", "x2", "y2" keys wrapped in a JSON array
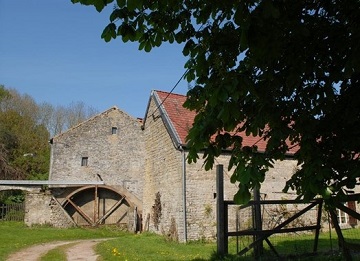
[
  {"x1": 151, "y1": 90, "x2": 298, "y2": 156},
  {"x1": 153, "y1": 90, "x2": 183, "y2": 148}
]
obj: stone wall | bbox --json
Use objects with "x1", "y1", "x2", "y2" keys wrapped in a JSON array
[
  {"x1": 184, "y1": 155, "x2": 299, "y2": 240},
  {"x1": 44, "y1": 101, "x2": 360, "y2": 240},
  {"x1": 24, "y1": 190, "x2": 74, "y2": 228},
  {"x1": 143, "y1": 97, "x2": 185, "y2": 241},
  {"x1": 184, "y1": 154, "x2": 236, "y2": 241},
  {"x1": 143, "y1": 95, "x2": 301, "y2": 242},
  {"x1": 49, "y1": 107, "x2": 145, "y2": 202},
  {"x1": 48, "y1": 196, "x2": 76, "y2": 228}
]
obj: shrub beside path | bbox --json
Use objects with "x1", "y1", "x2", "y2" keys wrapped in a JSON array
[{"x1": 6, "y1": 238, "x2": 111, "y2": 261}]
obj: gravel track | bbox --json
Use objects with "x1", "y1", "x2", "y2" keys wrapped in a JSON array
[{"x1": 6, "y1": 238, "x2": 111, "y2": 261}]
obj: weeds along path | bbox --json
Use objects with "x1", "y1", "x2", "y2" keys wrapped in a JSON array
[{"x1": 6, "y1": 238, "x2": 111, "y2": 261}]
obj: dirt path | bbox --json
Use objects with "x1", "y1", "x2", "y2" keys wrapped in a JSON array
[
  {"x1": 66, "y1": 239, "x2": 109, "y2": 261},
  {"x1": 6, "y1": 238, "x2": 111, "y2": 261}
]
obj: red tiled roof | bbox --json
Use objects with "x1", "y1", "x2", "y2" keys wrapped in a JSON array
[
  {"x1": 155, "y1": 90, "x2": 196, "y2": 145},
  {"x1": 154, "y1": 90, "x2": 297, "y2": 155}
]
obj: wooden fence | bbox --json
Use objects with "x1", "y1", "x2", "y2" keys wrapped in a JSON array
[
  {"x1": 0, "y1": 202, "x2": 25, "y2": 221},
  {"x1": 215, "y1": 164, "x2": 360, "y2": 260}
]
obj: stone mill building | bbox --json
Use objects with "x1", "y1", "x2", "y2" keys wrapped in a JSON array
[
  {"x1": 48, "y1": 106, "x2": 144, "y2": 230},
  {"x1": 22, "y1": 90, "x2": 359, "y2": 242}
]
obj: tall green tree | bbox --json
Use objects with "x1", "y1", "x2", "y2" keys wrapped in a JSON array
[
  {"x1": 0, "y1": 111, "x2": 50, "y2": 179},
  {"x1": 0, "y1": 86, "x2": 24, "y2": 180},
  {"x1": 0, "y1": 86, "x2": 99, "y2": 180},
  {"x1": 0, "y1": 86, "x2": 50, "y2": 180},
  {"x1": 72, "y1": 0, "x2": 360, "y2": 206}
]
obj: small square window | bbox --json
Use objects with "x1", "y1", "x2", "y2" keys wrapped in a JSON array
[
  {"x1": 112, "y1": 127, "x2": 118, "y2": 134},
  {"x1": 81, "y1": 157, "x2": 88, "y2": 166}
]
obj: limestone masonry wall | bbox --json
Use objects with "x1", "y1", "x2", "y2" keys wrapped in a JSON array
[
  {"x1": 25, "y1": 191, "x2": 74, "y2": 228},
  {"x1": 184, "y1": 155, "x2": 298, "y2": 240},
  {"x1": 49, "y1": 107, "x2": 145, "y2": 201},
  {"x1": 143, "y1": 95, "x2": 302, "y2": 241},
  {"x1": 40, "y1": 101, "x2": 359, "y2": 239},
  {"x1": 143, "y1": 97, "x2": 184, "y2": 241}
]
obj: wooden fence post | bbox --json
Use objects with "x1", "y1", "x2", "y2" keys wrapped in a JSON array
[
  {"x1": 253, "y1": 187, "x2": 263, "y2": 259},
  {"x1": 329, "y1": 208, "x2": 353, "y2": 261},
  {"x1": 216, "y1": 164, "x2": 228, "y2": 255}
]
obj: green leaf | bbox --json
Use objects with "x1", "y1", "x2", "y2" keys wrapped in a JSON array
[
  {"x1": 127, "y1": 0, "x2": 135, "y2": 11},
  {"x1": 234, "y1": 7, "x2": 242, "y2": 26},
  {"x1": 110, "y1": 9, "x2": 121, "y2": 22},
  {"x1": 230, "y1": 173, "x2": 238, "y2": 184},
  {"x1": 116, "y1": 0, "x2": 126, "y2": 7},
  {"x1": 93, "y1": 0, "x2": 110, "y2": 12},
  {"x1": 186, "y1": 69, "x2": 195, "y2": 82},
  {"x1": 263, "y1": 1, "x2": 280, "y2": 18},
  {"x1": 101, "y1": 23, "x2": 116, "y2": 42},
  {"x1": 127, "y1": 0, "x2": 141, "y2": 11},
  {"x1": 167, "y1": 33, "x2": 175, "y2": 44},
  {"x1": 204, "y1": 153, "x2": 214, "y2": 171},
  {"x1": 110, "y1": 25, "x2": 116, "y2": 39},
  {"x1": 138, "y1": 41, "x2": 146, "y2": 51},
  {"x1": 154, "y1": 33, "x2": 163, "y2": 47},
  {"x1": 240, "y1": 29, "x2": 248, "y2": 52},
  {"x1": 183, "y1": 39, "x2": 195, "y2": 56},
  {"x1": 234, "y1": 185, "x2": 251, "y2": 204},
  {"x1": 122, "y1": 34, "x2": 129, "y2": 42},
  {"x1": 239, "y1": 167, "x2": 251, "y2": 184},
  {"x1": 144, "y1": 41, "x2": 152, "y2": 52},
  {"x1": 322, "y1": 187, "x2": 332, "y2": 199},
  {"x1": 228, "y1": 156, "x2": 236, "y2": 171}
]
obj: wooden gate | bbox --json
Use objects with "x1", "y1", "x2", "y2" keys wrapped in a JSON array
[{"x1": 215, "y1": 165, "x2": 360, "y2": 260}]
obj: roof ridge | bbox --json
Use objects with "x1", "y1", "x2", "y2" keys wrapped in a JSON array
[
  {"x1": 51, "y1": 106, "x2": 120, "y2": 140},
  {"x1": 154, "y1": 90, "x2": 186, "y2": 98}
]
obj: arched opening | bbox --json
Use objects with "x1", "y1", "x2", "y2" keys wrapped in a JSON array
[
  {"x1": 62, "y1": 185, "x2": 137, "y2": 228},
  {"x1": 0, "y1": 189, "x2": 25, "y2": 222}
]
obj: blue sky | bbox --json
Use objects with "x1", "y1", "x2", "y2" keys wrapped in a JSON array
[{"x1": 0, "y1": 1, "x2": 189, "y2": 118}]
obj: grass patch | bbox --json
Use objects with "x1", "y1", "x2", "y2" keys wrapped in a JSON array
[
  {"x1": 0, "y1": 222, "x2": 122, "y2": 260},
  {"x1": 1, "y1": 221, "x2": 359, "y2": 261},
  {"x1": 40, "y1": 244, "x2": 69, "y2": 261},
  {"x1": 96, "y1": 233, "x2": 216, "y2": 260},
  {"x1": 221, "y1": 229, "x2": 360, "y2": 261}
]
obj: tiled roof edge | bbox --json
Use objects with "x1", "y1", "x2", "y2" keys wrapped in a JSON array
[{"x1": 153, "y1": 91, "x2": 183, "y2": 148}]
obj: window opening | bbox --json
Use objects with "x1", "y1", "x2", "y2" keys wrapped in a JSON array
[
  {"x1": 337, "y1": 203, "x2": 348, "y2": 225},
  {"x1": 81, "y1": 157, "x2": 88, "y2": 166},
  {"x1": 112, "y1": 127, "x2": 118, "y2": 134}
]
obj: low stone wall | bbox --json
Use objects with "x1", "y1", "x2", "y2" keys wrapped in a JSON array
[
  {"x1": 24, "y1": 190, "x2": 74, "y2": 228},
  {"x1": 48, "y1": 197, "x2": 76, "y2": 228}
]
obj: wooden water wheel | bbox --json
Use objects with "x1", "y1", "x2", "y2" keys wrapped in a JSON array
[{"x1": 62, "y1": 185, "x2": 133, "y2": 227}]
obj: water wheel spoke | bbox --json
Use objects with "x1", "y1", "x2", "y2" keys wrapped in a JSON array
[
  {"x1": 116, "y1": 211, "x2": 128, "y2": 224},
  {"x1": 67, "y1": 198, "x2": 94, "y2": 226},
  {"x1": 96, "y1": 196, "x2": 126, "y2": 225}
]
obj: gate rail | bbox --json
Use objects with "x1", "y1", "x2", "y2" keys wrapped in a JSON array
[
  {"x1": 224, "y1": 198, "x2": 323, "y2": 258},
  {"x1": 216, "y1": 164, "x2": 360, "y2": 260},
  {"x1": 216, "y1": 165, "x2": 323, "y2": 256}
]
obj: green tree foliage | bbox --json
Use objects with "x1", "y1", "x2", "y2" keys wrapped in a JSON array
[
  {"x1": 0, "y1": 111, "x2": 50, "y2": 179},
  {"x1": 0, "y1": 85, "x2": 99, "y2": 180},
  {"x1": 72, "y1": 0, "x2": 360, "y2": 205},
  {"x1": 0, "y1": 86, "x2": 50, "y2": 180},
  {"x1": 0, "y1": 87, "x2": 25, "y2": 180}
]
